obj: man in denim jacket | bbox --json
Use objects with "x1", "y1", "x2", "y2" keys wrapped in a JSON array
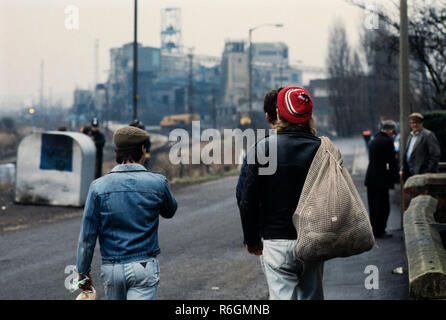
[{"x1": 76, "y1": 126, "x2": 177, "y2": 300}]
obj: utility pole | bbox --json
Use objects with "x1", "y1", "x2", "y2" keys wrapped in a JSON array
[
  {"x1": 94, "y1": 39, "x2": 99, "y2": 88},
  {"x1": 212, "y1": 87, "x2": 217, "y2": 129},
  {"x1": 132, "y1": 0, "x2": 138, "y2": 121},
  {"x1": 212, "y1": 65, "x2": 218, "y2": 129},
  {"x1": 105, "y1": 81, "x2": 109, "y2": 132},
  {"x1": 248, "y1": 29, "x2": 253, "y2": 124},
  {"x1": 39, "y1": 60, "x2": 44, "y2": 109},
  {"x1": 399, "y1": 0, "x2": 410, "y2": 221},
  {"x1": 187, "y1": 49, "x2": 194, "y2": 114}
]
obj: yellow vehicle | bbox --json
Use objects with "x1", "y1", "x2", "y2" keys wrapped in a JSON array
[
  {"x1": 239, "y1": 113, "x2": 252, "y2": 129},
  {"x1": 160, "y1": 113, "x2": 200, "y2": 130},
  {"x1": 240, "y1": 115, "x2": 252, "y2": 126}
]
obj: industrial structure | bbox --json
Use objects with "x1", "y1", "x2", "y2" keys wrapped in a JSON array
[
  {"x1": 70, "y1": 7, "x2": 313, "y2": 130},
  {"x1": 218, "y1": 40, "x2": 303, "y2": 128},
  {"x1": 161, "y1": 8, "x2": 183, "y2": 54}
]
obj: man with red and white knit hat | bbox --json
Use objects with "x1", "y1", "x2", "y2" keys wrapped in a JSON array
[{"x1": 239, "y1": 86, "x2": 324, "y2": 300}]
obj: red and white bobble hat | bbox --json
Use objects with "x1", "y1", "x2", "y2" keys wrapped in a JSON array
[{"x1": 277, "y1": 86, "x2": 313, "y2": 124}]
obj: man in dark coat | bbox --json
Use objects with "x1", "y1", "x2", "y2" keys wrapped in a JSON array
[
  {"x1": 365, "y1": 120, "x2": 399, "y2": 238},
  {"x1": 91, "y1": 117, "x2": 106, "y2": 179},
  {"x1": 401, "y1": 113, "x2": 441, "y2": 181},
  {"x1": 240, "y1": 87, "x2": 323, "y2": 300}
]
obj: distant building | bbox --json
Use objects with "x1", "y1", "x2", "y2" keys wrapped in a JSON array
[
  {"x1": 252, "y1": 42, "x2": 288, "y2": 66},
  {"x1": 72, "y1": 89, "x2": 94, "y2": 121},
  {"x1": 221, "y1": 41, "x2": 249, "y2": 107},
  {"x1": 251, "y1": 42, "x2": 302, "y2": 99},
  {"x1": 94, "y1": 84, "x2": 107, "y2": 122},
  {"x1": 220, "y1": 39, "x2": 303, "y2": 120},
  {"x1": 254, "y1": 63, "x2": 303, "y2": 100},
  {"x1": 108, "y1": 43, "x2": 161, "y2": 122},
  {"x1": 153, "y1": 52, "x2": 220, "y2": 121},
  {"x1": 218, "y1": 40, "x2": 248, "y2": 126},
  {"x1": 307, "y1": 79, "x2": 333, "y2": 134},
  {"x1": 160, "y1": 52, "x2": 188, "y2": 79},
  {"x1": 107, "y1": 41, "x2": 221, "y2": 125},
  {"x1": 89, "y1": 35, "x2": 313, "y2": 128}
]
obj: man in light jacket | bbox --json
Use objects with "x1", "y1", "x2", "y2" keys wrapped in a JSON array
[{"x1": 401, "y1": 113, "x2": 441, "y2": 181}]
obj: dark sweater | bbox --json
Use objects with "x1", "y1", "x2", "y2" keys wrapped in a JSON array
[{"x1": 239, "y1": 126, "x2": 321, "y2": 246}]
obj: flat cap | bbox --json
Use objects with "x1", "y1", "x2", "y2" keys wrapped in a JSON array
[
  {"x1": 113, "y1": 126, "x2": 150, "y2": 151},
  {"x1": 409, "y1": 112, "x2": 424, "y2": 121}
]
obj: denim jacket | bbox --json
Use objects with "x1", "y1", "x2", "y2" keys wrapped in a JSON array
[{"x1": 76, "y1": 164, "x2": 177, "y2": 275}]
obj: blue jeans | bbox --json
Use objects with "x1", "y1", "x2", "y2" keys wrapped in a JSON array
[
  {"x1": 100, "y1": 257, "x2": 160, "y2": 300},
  {"x1": 261, "y1": 239, "x2": 324, "y2": 300}
]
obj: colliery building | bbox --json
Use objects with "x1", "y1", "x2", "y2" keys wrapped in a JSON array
[{"x1": 70, "y1": 9, "x2": 306, "y2": 129}]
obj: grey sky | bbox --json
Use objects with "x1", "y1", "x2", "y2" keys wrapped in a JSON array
[{"x1": 0, "y1": 0, "x2": 380, "y2": 107}]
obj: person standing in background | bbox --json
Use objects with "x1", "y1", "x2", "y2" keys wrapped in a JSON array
[
  {"x1": 364, "y1": 120, "x2": 399, "y2": 238},
  {"x1": 400, "y1": 113, "x2": 441, "y2": 181},
  {"x1": 91, "y1": 117, "x2": 105, "y2": 179},
  {"x1": 362, "y1": 130, "x2": 371, "y2": 151},
  {"x1": 80, "y1": 124, "x2": 92, "y2": 136}
]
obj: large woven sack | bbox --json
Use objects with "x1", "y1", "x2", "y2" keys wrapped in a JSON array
[{"x1": 292, "y1": 136, "x2": 375, "y2": 262}]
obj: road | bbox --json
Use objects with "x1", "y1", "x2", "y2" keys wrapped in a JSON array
[{"x1": 0, "y1": 137, "x2": 408, "y2": 300}]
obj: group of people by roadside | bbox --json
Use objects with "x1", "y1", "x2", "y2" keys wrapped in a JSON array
[
  {"x1": 74, "y1": 85, "x2": 442, "y2": 301},
  {"x1": 364, "y1": 112, "x2": 441, "y2": 239}
]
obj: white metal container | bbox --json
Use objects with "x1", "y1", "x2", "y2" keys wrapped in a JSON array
[{"x1": 15, "y1": 131, "x2": 96, "y2": 207}]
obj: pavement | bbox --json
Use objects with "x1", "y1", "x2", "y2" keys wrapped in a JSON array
[
  {"x1": 323, "y1": 137, "x2": 409, "y2": 299},
  {"x1": 0, "y1": 137, "x2": 409, "y2": 300}
]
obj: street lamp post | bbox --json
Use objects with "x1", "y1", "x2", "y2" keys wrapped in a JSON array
[
  {"x1": 399, "y1": 0, "x2": 410, "y2": 225},
  {"x1": 133, "y1": 0, "x2": 138, "y2": 122},
  {"x1": 187, "y1": 51, "x2": 194, "y2": 115},
  {"x1": 105, "y1": 82, "x2": 109, "y2": 132},
  {"x1": 248, "y1": 23, "x2": 283, "y2": 127}
]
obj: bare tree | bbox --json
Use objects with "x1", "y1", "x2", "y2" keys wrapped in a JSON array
[
  {"x1": 360, "y1": 24, "x2": 400, "y2": 122},
  {"x1": 326, "y1": 20, "x2": 369, "y2": 136},
  {"x1": 347, "y1": 0, "x2": 446, "y2": 110}
]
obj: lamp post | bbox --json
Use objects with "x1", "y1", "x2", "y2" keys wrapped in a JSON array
[
  {"x1": 399, "y1": 0, "x2": 410, "y2": 225},
  {"x1": 248, "y1": 23, "x2": 283, "y2": 127},
  {"x1": 132, "y1": 0, "x2": 138, "y2": 122}
]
